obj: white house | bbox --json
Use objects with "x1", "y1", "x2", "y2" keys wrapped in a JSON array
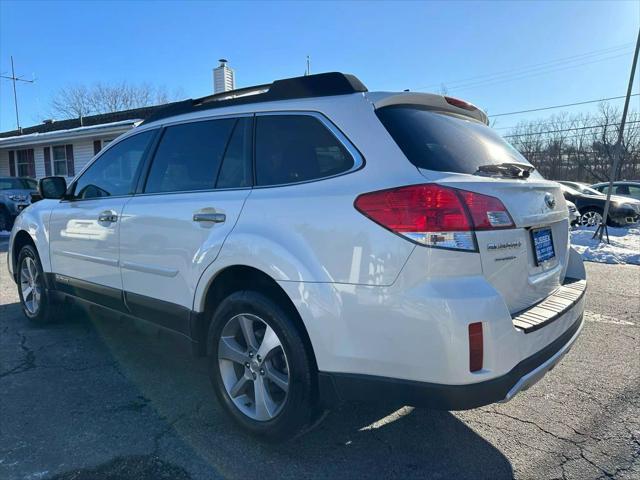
[{"x1": 0, "y1": 105, "x2": 166, "y2": 182}]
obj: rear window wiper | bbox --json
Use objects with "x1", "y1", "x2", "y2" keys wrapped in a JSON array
[{"x1": 475, "y1": 162, "x2": 534, "y2": 179}]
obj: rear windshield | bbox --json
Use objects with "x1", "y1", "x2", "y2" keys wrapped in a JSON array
[{"x1": 376, "y1": 105, "x2": 535, "y2": 175}]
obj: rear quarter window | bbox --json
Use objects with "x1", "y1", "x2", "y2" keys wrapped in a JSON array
[
  {"x1": 376, "y1": 105, "x2": 534, "y2": 175},
  {"x1": 255, "y1": 115, "x2": 354, "y2": 186}
]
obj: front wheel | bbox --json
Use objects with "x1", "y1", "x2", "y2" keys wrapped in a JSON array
[
  {"x1": 17, "y1": 245, "x2": 62, "y2": 324},
  {"x1": 208, "y1": 291, "x2": 319, "y2": 441}
]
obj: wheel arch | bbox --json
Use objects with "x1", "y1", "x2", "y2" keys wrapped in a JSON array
[
  {"x1": 195, "y1": 264, "x2": 319, "y2": 371},
  {"x1": 11, "y1": 230, "x2": 38, "y2": 280}
]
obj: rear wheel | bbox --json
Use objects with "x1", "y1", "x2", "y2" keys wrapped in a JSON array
[
  {"x1": 17, "y1": 245, "x2": 62, "y2": 324},
  {"x1": 208, "y1": 291, "x2": 318, "y2": 441},
  {"x1": 580, "y1": 208, "x2": 602, "y2": 227}
]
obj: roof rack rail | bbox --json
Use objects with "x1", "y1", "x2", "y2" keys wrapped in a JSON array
[{"x1": 141, "y1": 72, "x2": 367, "y2": 125}]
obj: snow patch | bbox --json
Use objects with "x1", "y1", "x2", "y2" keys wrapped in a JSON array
[{"x1": 570, "y1": 225, "x2": 640, "y2": 265}]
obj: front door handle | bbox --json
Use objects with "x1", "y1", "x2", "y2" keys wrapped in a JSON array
[
  {"x1": 98, "y1": 211, "x2": 118, "y2": 223},
  {"x1": 193, "y1": 212, "x2": 226, "y2": 223}
]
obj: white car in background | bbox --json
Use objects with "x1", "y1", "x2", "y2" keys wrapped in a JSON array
[{"x1": 8, "y1": 73, "x2": 587, "y2": 440}]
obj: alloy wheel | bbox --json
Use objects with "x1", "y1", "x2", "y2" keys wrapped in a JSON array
[
  {"x1": 218, "y1": 313, "x2": 290, "y2": 421},
  {"x1": 20, "y1": 257, "x2": 41, "y2": 315},
  {"x1": 580, "y1": 210, "x2": 603, "y2": 227}
]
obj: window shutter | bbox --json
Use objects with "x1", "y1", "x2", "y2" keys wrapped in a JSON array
[
  {"x1": 44, "y1": 147, "x2": 52, "y2": 176},
  {"x1": 27, "y1": 149, "x2": 36, "y2": 178},
  {"x1": 93, "y1": 140, "x2": 101, "y2": 155},
  {"x1": 9, "y1": 151, "x2": 15, "y2": 176},
  {"x1": 65, "y1": 144, "x2": 75, "y2": 177}
]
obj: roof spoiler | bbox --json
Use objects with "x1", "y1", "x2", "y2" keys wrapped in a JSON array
[{"x1": 371, "y1": 92, "x2": 489, "y2": 125}]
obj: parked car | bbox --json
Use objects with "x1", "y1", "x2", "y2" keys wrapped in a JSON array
[
  {"x1": 590, "y1": 181, "x2": 640, "y2": 201},
  {"x1": 566, "y1": 200, "x2": 580, "y2": 225},
  {"x1": 0, "y1": 177, "x2": 37, "y2": 232},
  {"x1": 558, "y1": 181, "x2": 601, "y2": 195},
  {"x1": 558, "y1": 182, "x2": 640, "y2": 226},
  {"x1": 8, "y1": 73, "x2": 587, "y2": 440}
]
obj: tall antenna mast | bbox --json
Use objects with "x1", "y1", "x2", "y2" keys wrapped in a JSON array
[{"x1": 0, "y1": 56, "x2": 35, "y2": 133}]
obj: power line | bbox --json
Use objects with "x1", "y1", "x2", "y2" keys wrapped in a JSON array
[
  {"x1": 413, "y1": 42, "x2": 633, "y2": 91},
  {"x1": 443, "y1": 52, "x2": 630, "y2": 93},
  {"x1": 490, "y1": 94, "x2": 639, "y2": 118},
  {"x1": 503, "y1": 120, "x2": 640, "y2": 138},
  {"x1": 495, "y1": 112, "x2": 636, "y2": 131}
]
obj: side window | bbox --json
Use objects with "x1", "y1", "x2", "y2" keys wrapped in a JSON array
[
  {"x1": 614, "y1": 185, "x2": 630, "y2": 196},
  {"x1": 144, "y1": 119, "x2": 235, "y2": 193},
  {"x1": 216, "y1": 117, "x2": 253, "y2": 189},
  {"x1": 627, "y1": 186, "x2": 640, "y2": 200},
  {"x1": 255, "y1": 115, "x2": 354, "y2": 186},
  {"x1": 73, "y1": 130, "x2": 155, "y2": 199}
]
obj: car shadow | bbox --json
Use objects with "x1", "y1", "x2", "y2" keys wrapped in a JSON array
[{"x1": 2, "y1": 302, "x2": 514, "y2": 479}]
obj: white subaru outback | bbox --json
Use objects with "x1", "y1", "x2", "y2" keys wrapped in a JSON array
[{"x1": 8, "y1": 73, "x2": 586, "y2": 440}]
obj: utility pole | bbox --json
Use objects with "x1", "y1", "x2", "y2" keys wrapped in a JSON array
[
  {"x1": 305, "y1": 55, "x2": 311, "y2": 76},
  {"x1": 0, "y1": 56, "x2": 35, "y2": 133},
  {"x1": 594, "y1": 28, "x2": 640, "y2": 242}
]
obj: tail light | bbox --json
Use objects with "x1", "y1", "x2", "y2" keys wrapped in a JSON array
[
  {"x1": 354, "y1": 184, "x2": 514, "y2": 251},
  {"x1": 468, "y1": 322, "x2": 484, "y2": 372}
]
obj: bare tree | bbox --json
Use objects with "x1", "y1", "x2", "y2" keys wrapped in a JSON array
[
  {"x1": 50, "y1": 85, "x2": 92, "y2": 119},
  {"x1": 504, "y1": 104, "x2": 639, "y2": 182},
  {"x1": 50, "y1": 82, "x2": 184, "y2": 119}
]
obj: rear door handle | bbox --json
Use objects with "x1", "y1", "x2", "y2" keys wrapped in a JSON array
[
  {"x1": 193, "y1": 212, "x2": 226, "y2": 223},
  {"x1": 98, "y1": 211, "x2": 118, "y2": 223}
]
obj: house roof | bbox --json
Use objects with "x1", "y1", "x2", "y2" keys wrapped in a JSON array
[
  {"x1": 0, "y1": 120, "x2": 144, "y2": 148},
  {"x1": 0, "y1": 104, "x2": 170, "y2": 139}
]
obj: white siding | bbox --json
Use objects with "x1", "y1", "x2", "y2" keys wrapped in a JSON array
[
  {"x1": 71, "y1": 139, "x2": 97, "y2": 178},
  {"x1": 28, "y1": 139, "x2": 97, "y2": 181},
  {"x1": 0, "y1": 133, "x2": 123, "y2": 180},
  {"x1": 34, "y1": 148, "x2": 46, "y2": 179}
]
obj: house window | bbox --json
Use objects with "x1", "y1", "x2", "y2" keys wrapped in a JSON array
[
  {"x1": 52, "y1": 145, "x2": 68, "y2": 176},
  {"x1": 16, "y1": 149, "x2": 34, "y2": 177},
  {"x1": 93, "y1": 138, "x2": 115, "y2": 155}
]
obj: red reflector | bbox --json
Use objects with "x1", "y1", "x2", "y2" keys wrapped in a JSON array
[
  {"x1": 469, "y1": 322, "x2": 483, "y2": 372},
  {"x1": 444, "y1": 96, "x2": 477, "y2": 111},
  {"x1": 354, "y1": 184, "x2": 471, "y2": 233},
  {"x1": 458, "y1": 190, "x2": 514, "y2": 230}
]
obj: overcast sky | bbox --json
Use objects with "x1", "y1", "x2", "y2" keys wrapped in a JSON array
[{"x1": 0, "y1": 0, "x2": 638, "y2": 132}]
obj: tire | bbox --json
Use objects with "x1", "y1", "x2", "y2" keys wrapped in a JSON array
[
  {"x1": 16, "y1": 245, "x2": 62, "y2": 324},
  {"x1": 208, "y1": 290, "x2": 318, "y2": 441},
  {"x1": 579, "y1": 208, "x2": 603, "y2": 227},
  {"x1": 0, "y1": 209, "x2": 11, "y2": 232}
]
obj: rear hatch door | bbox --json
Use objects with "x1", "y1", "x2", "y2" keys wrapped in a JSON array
[{"x1": 375, "y1": 103, "x2": 570, "y2": 313}]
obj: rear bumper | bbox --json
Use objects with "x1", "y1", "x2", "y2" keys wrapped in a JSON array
[{"x1": 319, "y1": 313, "x2": 584, "y2": 410}]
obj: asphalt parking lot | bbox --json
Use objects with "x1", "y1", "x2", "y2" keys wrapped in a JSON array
[{"x1": 1, "y1": 238, "x2": 638, "y2": 480}]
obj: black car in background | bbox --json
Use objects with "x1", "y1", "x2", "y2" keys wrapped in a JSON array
[{"x1": 558, "y1": 182, "x2": 640, "y2": 227}]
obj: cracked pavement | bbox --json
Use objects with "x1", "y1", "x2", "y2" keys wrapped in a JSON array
[{"x1": 1, "y1": 239, "x2": 638, "y2": 479}]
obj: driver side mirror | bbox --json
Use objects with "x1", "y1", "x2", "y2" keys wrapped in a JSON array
[{"x1": 38, "y1": 176, "x2": 68, "y2": 200}]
